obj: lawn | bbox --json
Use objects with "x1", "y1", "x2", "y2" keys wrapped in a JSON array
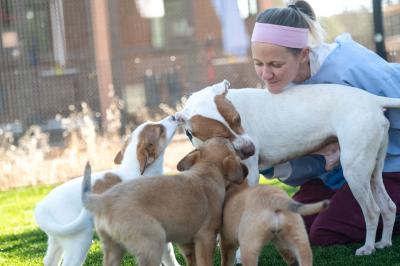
[{"x1": 1, "y1": 179, "x2": 400, "y2": 266}]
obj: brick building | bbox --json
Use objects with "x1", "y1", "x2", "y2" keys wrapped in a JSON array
[
  {"x1": 0, "y1": 0, "x2": 261, "y2": 132},
  {"x1": 384, "y1": 0, "x2": 400, "y2": 61}
]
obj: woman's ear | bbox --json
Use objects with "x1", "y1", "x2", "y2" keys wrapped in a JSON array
[{"x1": 299, "y1": 47, "x2": 310, "y2": 64}]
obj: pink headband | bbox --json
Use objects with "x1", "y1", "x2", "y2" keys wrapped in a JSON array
[{"x1": 251, "y1": 22, "x2": 309, "y2": 48}]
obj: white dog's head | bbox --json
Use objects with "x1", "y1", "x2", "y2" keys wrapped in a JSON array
[{"x1": 175, "y1": 80, "x2": 255, "y2": 159}]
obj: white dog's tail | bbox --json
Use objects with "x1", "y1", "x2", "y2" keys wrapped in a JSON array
[
  {"x1": 375, "y1": 95, "x2": 400, "y2": 109},
  {"x1": 34, "y1": 202, "x2": 92, "y2": 237}
]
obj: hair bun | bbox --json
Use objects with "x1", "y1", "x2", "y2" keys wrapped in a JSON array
[{"x1": 292, "y1": 1, "x2": 316, "y2": 21}]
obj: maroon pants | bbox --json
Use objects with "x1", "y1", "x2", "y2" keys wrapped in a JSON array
[{"x1": 292, "y1": 172, "x2": 400, "y2": 245}]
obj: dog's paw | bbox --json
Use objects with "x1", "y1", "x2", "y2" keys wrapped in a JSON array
[
  {"x1": 375, "y1": 240, "x2": 392, "y2": 249},
  {"x1": 355, "y1": 245, "x2": 376, "y2": 256}
]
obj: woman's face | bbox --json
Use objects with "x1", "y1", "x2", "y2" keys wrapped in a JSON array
[{"x1": 251, "y1": 42, "x2": 309, "y2": 93}]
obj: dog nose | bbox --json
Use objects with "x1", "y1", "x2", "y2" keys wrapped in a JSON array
[
  {"x1": 240, "y1": 142, "x2": 255, "y2": 159},
  {"x1": 170, "y1": 115, "x2": 176, "y2": 121}
]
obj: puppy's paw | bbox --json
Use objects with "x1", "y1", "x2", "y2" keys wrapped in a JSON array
[
  {"x1": 375, "y1": 240, "x2": 392, "y2": 249},
  {"x1": 355, "y1": 245, "x2": 376, "y2": 256}
]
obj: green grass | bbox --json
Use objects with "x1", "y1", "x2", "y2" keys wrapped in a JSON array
[{"x1": 1, "y1": 180, "x2": 400, "y2": 265}]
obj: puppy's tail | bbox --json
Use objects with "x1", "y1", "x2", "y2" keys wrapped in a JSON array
[
  {"x1": 81, "y1": 162, "x2": 106, "y2": 214},
  {"x1": 289, "y1": 199, "x2": 330, "y2": 216}
]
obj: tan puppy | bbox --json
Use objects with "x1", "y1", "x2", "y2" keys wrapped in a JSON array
[
  {"x1": 220, "y1": 182, "x2": 329, "y2": 266},
  {"x1": 82, "y1": 137, "x2": 248, "y2": 266}
]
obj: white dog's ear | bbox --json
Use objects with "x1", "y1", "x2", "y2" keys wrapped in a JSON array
[
  {"x1": 177, "y1": 149, "x2": 200, "y2": 171},
  {"x1": 223, "y1": 79, "x2": 230, "y2": 89},
  {"x1": 213, "y1": 80, "x2": 230, "y2": 95}
]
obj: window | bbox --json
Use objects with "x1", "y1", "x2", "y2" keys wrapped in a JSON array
[
  {"x1": 0, "y1": 0, "x2": 67, "y2": 67},
  {"x1": 150, "y1": 0, "x2": 191, "y2": 49},
  {"x1": 385, "y1": 14, "x2": 400, "y2": 37},
  {"x1": 25, "y1": 0, "x2": 53, "y2": 65},
  {"x1": 49, "y1": 0, "x2": 66, "y2": 66},
  {"x1": 237, "y1": 0, "x2": 258, "y2": 19}
]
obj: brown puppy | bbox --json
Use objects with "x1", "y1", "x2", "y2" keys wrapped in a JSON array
[
  {"x1": 220, "y1": 182, "x2": 329, "y2": 266},
  {"x1": 82, "y1": 137, "x2": 248, "y2": 266}
]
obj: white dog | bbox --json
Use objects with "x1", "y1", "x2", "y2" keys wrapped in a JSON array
[
  {"x1": 175, "y1": 80, "x2": 400, "y2": 255},
  {"x1": 34, "y1": 116, "x2": 180, "y2": 266}
]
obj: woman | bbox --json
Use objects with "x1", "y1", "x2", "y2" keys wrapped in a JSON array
[{"x1": 253, "y1": 0, "x2": 400, "y2": 245}]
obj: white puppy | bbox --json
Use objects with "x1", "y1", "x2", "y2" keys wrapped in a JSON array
[
  {"x1": 175, "y1": 80, "x2": 400, "y2": 255},
  {"x1": 34, "y1": 116, "x2": 180, "y2": 266}
]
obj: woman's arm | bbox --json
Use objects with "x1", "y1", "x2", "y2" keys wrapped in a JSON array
[
  {"x1": 260, "y1": 142, "x2": 340, "y2": 187},
  {"x1": 260, "y1": 154, "x2": 326, "y2": 186}
]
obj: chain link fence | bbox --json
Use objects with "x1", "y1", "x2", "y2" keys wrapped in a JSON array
[
  {"x1": 0, "y1": 0, "x2": 399, "y2": 139},
  {"x1": 0, "y1": 0, "x2": 261, "y2": 141}
]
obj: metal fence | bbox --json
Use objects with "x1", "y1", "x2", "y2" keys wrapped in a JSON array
[
  {"x1": 0, "y1": 0, "x2": 399, "y2": 139},
  {"x1": 0, "y1": 0, "x2": 262, "y2": 138},
  {"x1": 0, "y1": 0, "x2": 99, "y2": 135}
]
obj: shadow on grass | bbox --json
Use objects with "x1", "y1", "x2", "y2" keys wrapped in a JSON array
[
  {"x1": 1, "y1": 227, "x2": 400, "y2": 266},
  {"x1": 0, "y1": 228, "x2": 47, "y2": 260}
]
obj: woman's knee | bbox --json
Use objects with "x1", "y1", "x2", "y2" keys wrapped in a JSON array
[{"x1": 308, "y1": 224, "x2": 348, "y2": 246}]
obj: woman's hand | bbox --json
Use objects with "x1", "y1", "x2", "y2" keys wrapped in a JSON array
[{"x1": 313, "y1": 142, "x2": 340, "y2": 171}]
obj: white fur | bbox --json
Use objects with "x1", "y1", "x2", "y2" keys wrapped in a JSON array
[
  {"x1": 177, "y1": 80, "x2": 399, "y2": 255},
  {"x1": 34, "y1": 116, "x2": 180, "y2": 266}
]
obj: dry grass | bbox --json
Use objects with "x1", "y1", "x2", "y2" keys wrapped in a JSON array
[{"x1": 0, "y1": 95, "x2": 190, "y2": 190}]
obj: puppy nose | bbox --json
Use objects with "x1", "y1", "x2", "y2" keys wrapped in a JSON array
[{"x1": 170, "y1": 115, "x2": 176, "y2": 121}]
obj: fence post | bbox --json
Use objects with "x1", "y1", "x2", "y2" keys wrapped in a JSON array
[{"x1": 373, "y1": 0, "x2": 387, "y2": 60}]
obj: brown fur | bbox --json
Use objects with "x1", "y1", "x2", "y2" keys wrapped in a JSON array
[
  {"x1": 189, "y1": 115, "x2": 235, "y2": 142},
  {"x1": 84, "y1": 137, "x2": 248, "y2": 266},
  {"x1": 137, "y1": 124, "x2": 166, "y2": 174},
  {"x1": 220, "y1": 182, "x2": 329, "y2": 266},
  {"x1": 113, "y1": 135, "x2": 132, "y2": 164},
  {"x1": 215, "y1": 94, "x2": 244, "y2": 135}
]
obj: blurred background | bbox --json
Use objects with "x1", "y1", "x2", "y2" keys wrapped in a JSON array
[{"x1": 0, "y1": 0, "x2": 399, "y2": 188}]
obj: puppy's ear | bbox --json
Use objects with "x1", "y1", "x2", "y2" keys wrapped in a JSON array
[
  {"x1": 114, "y1": 151, "x2": 123, "y2": 165},
  {"x1": 223, "y1": 156, "x2": 248, "y2": 184},
  {"x1": 137, "y1": 143, "x2": 157, "y2": 175},
  {"x1": 177, "y1": 149, "x2": 200, "y2": 171},
  {"x1": 137, "y1": 124, "x2": 165, "y2": 174}
]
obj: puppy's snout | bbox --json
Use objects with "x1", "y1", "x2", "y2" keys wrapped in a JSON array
[
  {"x1": 239, "y1": 142, "x2": 255, "y2": 159},
  {"x1": 170, "y1": 115, "x2": 176, "y2": 121},
  {"x1": 174, "y1": 112, "x2": 187, "y2": 124}
]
